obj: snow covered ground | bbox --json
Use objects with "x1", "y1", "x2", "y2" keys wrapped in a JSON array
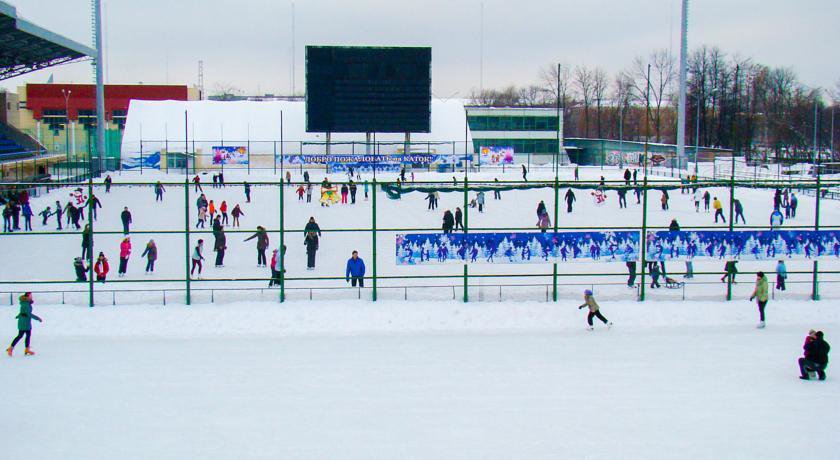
[
  {"x1": 1, "y1": 299, "x2": 837, "y2": 458},
  {"x1": 2, "y1": 165, "x2": 838, "y2": 457}
]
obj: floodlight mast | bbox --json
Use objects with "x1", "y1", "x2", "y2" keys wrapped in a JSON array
[
  {"x1": 676, "y1": 0, "x2": 689, "y2": 169},
  {"x1": 94, "y1": 0, "x2": 105, "y2": 174}
]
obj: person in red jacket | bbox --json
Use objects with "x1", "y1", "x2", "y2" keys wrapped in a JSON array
[
  {"x1": 296, "y1": 185, "x2": 305, "y2": 201},
  {"x1": 94, "y1": 252, "x2": 109, "y2": 282},
  {"x1": 220, "y1": 200, "x2": 229, "y2": 225}
]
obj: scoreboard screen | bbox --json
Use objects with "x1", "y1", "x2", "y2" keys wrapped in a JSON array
[{"x1": 305, "y1": 46, "x2": 432, "y2": 133}]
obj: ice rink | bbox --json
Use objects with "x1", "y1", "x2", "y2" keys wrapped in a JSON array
[{"x1": 1, "y1": 300, "x2": 837, "y2": 459}]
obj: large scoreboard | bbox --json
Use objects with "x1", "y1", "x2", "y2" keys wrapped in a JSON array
[{"x1": 305, "y1": 46, "x2": 432, "y2": 133}]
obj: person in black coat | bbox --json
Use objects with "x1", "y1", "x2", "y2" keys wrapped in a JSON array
[
  {"x1": 120, "y1": 207, "x2": 132, "y2": 235},
  {"x1": 214, "y1": 226, "x2": 227, "y2": 267},
  {"x1": 81, "y1": 224, "x2": 92, "y2": 259},
  {"x1": 425, "y1": 192, "x2": 436, "y2": 210},
  {"x1": 349, "y1": 180, "x2": 357, "y2": 204},
  {"x1": 799, "y1": 330, "x2": 830, "y2": 380},
  {"x1": 304, "y1": 231, "x2": 319, "y2": 270},
  {"x1": 304, "y1": 217, "x2": 321, "y2": 237},
  {"x1": 623, "y1": 169, "x2": 631, "y2": 184},
  {"x1": 442, "y1": 210, "x2": 454, "y2": 234},
  {"x1": 668, "y1": 219, "x2": 680, "y2": 231},
  {"x1": 454, "y1": 207, "x2": 464, "y2": 231},
  {"x1": 536, "y1": 200, "x2": 546, "y2": 218},
  {"x1": 564, "y1": 189, "x2": 576, "y2": 213}
]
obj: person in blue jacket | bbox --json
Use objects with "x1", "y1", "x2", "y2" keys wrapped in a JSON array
[
  {"x1": 770, "y1": 209, "x2": 784, "y2": 229},
  {"x1": 775, "y1": 260, "x2": 787, "y2": 291},
  {"x1": 345, "y1": 250, "x2": 366, "y2": 287}
]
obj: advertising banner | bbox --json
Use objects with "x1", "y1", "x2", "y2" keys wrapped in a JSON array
[
  {"x1": 212, "y1": 146, "x2": 248, "y2": 165},
  {"x1": 645, "y1": 230, "x2": 840, "y2": 261},
  {"x1": 121, "y1": 151, "x2": 161, "y2": 170},
  {"x1": 479, "y1": 146, "x2": 514, "y2": 165},
  {"x1": 396, "y1": 231, "x2": 640, "y2": 265},
  {"x1": 282, "y1": 153, "x2": 462, "y2": 172}
]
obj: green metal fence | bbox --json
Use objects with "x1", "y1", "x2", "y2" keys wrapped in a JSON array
[{"x1": 1, "y1": 170, "x2": 838, "y2": 307}]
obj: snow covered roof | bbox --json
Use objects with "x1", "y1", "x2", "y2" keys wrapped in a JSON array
[{"x1": 121, "y1": 99, "x2": 471, "y2": 156}]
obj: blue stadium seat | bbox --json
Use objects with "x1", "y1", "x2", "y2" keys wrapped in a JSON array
[{"x1": 0, "y1": 131, "x2": 27, "y2": 159}]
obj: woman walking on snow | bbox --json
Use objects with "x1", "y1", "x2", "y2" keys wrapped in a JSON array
[
  {"x1": 6, "y1": 292, "x2": 42, "y2": 357},
  {"x1": 578, "y1": 289, "x2": 612, "y2": 331}
]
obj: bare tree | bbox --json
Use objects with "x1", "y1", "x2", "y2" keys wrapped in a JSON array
[
  {"x1": 612, "y1": 73, "x2": 634, "y2": 141},
  {"x1": 540, "y1": 63, "x2": 573, "y2": 131},
  {"x1": 593, "y1": 67, "x2": 609, "y2": 138},
  {"x1": 467, "y1": 86, "x2": 522, "y2": 107},
  {"x1": 574, "y1": 66, "x2": 594, "y2": 137},
  {"x1": 626, "y1": 50, "x2": 676, "y2": 141},
  {"x1": 211, "y1": 82, "x2": 244, "y2": 101},
  {"x1": 519, "y1": 85, "x2": 547, "y2": 105}
]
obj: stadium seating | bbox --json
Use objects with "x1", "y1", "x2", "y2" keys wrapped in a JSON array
[{"x1": 0, "y1": 131, "x2": 27, "y2": 159}]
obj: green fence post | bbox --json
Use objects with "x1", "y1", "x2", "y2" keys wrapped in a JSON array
[
  {"x1": 552, "y1": 175, "x2": 559, "y2": 301},
  {"x1": 184, "y1": 177, "x2": 191, "y2": 305},
  {"x1": 813, "y1": 173, "x2": 821, "y2": 300},
  {"x1": 88, "y1": 171, "x2": 95, "y2": 307},
  {"x1": 639, "y1": 177, "x2": 649, "y2": 301},
  {"x1": 371, "y1": 178, "x2": 378, "y2": 301},
  {"x1": 463, "y1": 176, "x2": 469, "y2": 303},
  {"x1": 280, "y1": 176, "x2": 285, "y2": 302},
  {"x1": 726, "y1": 154, "x2": 735, "y2": 301}
]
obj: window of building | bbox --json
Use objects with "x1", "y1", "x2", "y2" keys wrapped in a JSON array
[{"x1": 468, "y1": 115, "x2": 559, "y2": 132}]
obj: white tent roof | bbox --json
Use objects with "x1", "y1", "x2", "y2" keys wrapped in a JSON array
[{"x1": 121, "y1": 99, "x2": 471, "y2": 156}]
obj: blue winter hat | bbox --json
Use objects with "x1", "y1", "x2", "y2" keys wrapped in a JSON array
[{"x1": 584, "y1": 289, "x2": 593, "y2": 296}]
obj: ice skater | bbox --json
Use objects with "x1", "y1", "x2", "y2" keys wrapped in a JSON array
[
  {"x1": 191, "y1": 240, "x2": 205, "y2": 277},
  {"x1": 6, "y1": 292, "x2": 42, "y2": 357},
  {"x1": 578, "y1": 289, "x2": 612, "y2": 331},
  {"x1": 749, "y1": 271, "x2": 769, "y2": 329}
]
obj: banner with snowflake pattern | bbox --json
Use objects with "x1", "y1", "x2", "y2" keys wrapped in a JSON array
[
  {"x1": 395, "y1": 231, "x2": 640, "y2": 265},
  {"x1": 645, "y1": 230, "x2": 840, "y2": 261}
]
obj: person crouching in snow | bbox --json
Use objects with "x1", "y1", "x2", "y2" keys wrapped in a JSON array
[
  {"x1": 74, "y1": 257, "x2": 88, "y2": 281},
  {"x1": 798, "y1": 330, "x2": 830, "y2": 381},
  {"x1": 94, "y1": 252, "x2": 109, "y2": 282},
  {"x1": 6, "y1": 292, "x2": 42, "y2": 357},
  {"x1": 578, "y1": 289, "x2": 612, "y2": 330}
]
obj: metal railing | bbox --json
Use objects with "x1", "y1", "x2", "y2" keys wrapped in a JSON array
[{"x1": 1, "y1": 172, "x2": 837, "y2": 306}]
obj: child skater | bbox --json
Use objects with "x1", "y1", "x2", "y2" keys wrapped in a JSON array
[
  {"x1": 6, "y1": 292, "x2": 42, "y2": 356},
  {"x1": 578, "y1": 289, "x2": 612, "y2": 331}
]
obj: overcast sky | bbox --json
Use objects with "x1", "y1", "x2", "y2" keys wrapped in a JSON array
[{"x1": 3, "y1": 0, "x2": 839, "y2": 98}]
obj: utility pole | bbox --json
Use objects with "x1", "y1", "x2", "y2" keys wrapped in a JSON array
[
  {"x1": 62, "y1": 89, "x2": 71, "y2": 164},
  {"x1": 198, "y1": 60, "x2": 205, "y2": 100},
  {"x1": 290, "y1": 2, "x2": 296, "y2": 95},
  {"x1": 479, "y1": 2, "x2": 484, "y2": 94}
]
